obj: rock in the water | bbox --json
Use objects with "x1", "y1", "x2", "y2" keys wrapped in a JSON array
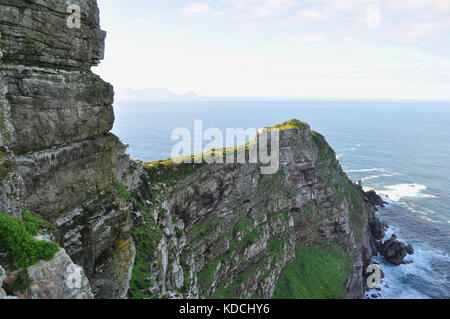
[
  {"x1": 370, "y1": 216, "x2": 385, "y2": 240},
  {"x1": 406, "y1": 244, "x2": 415, "y2": 255},
  {"x1": 26, "y1": 248, "x2": 93, "y2": 299},
  {"x1": 381, "y1": 235, "x2": 410, "y2": 266},
  {"x1": 364, "y1": 190, "x2": 387, "y2": 207}
]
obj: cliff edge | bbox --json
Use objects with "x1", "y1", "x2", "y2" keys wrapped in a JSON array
[
  {"x1": 124, "y1": 120, "x2": 378, "y2": 299},
  {"x1": 0, "y1": 0, "x2": 138, "y2": 299}
]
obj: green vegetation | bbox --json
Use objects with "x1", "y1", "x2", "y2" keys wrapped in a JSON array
[
  {"x1": 128, "y1": 207, "x2": 165, "y2": 299},
  {"x1": 143, "y1": 160, "x2": 204, "y2": 187},
  {"x1": 191, "y1": 216, "x2": 222, "y2": 243},
  {"x1": 0, "y1": 212, "x2": 59, "y2": 268},
  {"x1": 264, "y1": 119, "x2": 308, "y2": 132},
  {"x1": 343, "y1": 179, "x2": 366, "y2": 244},
  {"x1": 198, "y1": 258, "x2": 221, "y2": 291},
  {"x1": 311, "y1": 129, "x2": 367, "y2": 244},
  {"x1": 9, "y1": 270, "x2": 33, "y2": 294},
  {"x1": 258, "y1": 169, "x2": 286, "y2": 193},
  {"x1": 241, "y1": 229, "x2": 261, "y2": 249},
  {"x1": 268, "y1": 209, "x2": 291, "y2": 223},
  {"x1": 22, "y1": 208, "x2": 54, "y2": 236},
  {"x1": 207, "y1": 265, "x2": 257, "y2": 299},
  {"x1": 235, "y1": 218, "x2": 253, "y2": 232},
  {"x1": 112, "y1": 180, "x2": 165, "y2": 299},
  {"x1": 273, "y1": 245, "x2": 353, "y2": 299}
]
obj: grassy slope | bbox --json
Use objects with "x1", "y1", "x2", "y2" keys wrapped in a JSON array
[{"x1": 273, "y1": 245, "x2": 354, "y2": 299}]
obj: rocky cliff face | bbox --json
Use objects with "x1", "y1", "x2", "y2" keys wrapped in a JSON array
[
  {"x1": 1, "y1": 0, "x2": 379, "y2": 299},
  {"x1": 0, "y1": 0, "x2": 138, "y2": 299},
  {"x1": 124, "y1": 123, "x2": 378, "y2": 299}
]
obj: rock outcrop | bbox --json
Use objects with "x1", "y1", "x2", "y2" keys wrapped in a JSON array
[
  {"x1": 27, "y1": 248, "x2": 94, "y2": 299},
  {"x1": 380, "y1": 235, "x2": 414, "y2": 266},
  {"x1": 124, "y1": 122, "x2": 379, "y2": 299},
  {"x1": 0, "y1": 0, "x2": 137, "y2": 299},
  {"x1": 1, "y1": 0, "x2": 383, "y2": 299},
  {"x1": 364, "y1": 190, "x2": 387, "y2": 208}
]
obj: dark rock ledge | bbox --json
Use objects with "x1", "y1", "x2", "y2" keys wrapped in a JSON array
[{"x1": 362, "y1": 188, "x2": 415, "y2": 266}]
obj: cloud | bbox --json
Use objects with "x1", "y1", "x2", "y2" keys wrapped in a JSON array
[
  {"x1": 132, "y1": 18, "x2": 148, "y2": 25},
  {"x1": 288, "y1": 36, "x2": 326, "y2": 43},
  {"x1": 402, "y1": 20, "x2": 450, "y2": 38},
  {"x1": 341, "y1": 37, "x2": 361, "y2": 43},
  {"x1": 386, "y1": 0, "x2": 450, "y2": 12},
  {"x1": 224, "y1": 0, "x2": 299, "y2": 18},
  {"x1": 297, "y1": 9, "x2": 334, "y2": 20},
  {"x1": 306, "y1": 0, "x2": 377, "y2": 12},
  {"x1": 182, "y1": 2, "x2": 226, "y2": 16},
  {"x1": 182, "y1": 2, "x2": 211, "y2": 15}
]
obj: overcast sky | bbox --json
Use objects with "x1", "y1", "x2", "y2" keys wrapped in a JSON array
[{"x1": 94, "y1": 0, "x2": 450, "y2": 100}]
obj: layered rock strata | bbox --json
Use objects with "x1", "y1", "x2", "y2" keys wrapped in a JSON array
[
  {"x1": 124, "y1": 123, "x2": 380, "y2": 299},
  {"x1": 0, "y1": 0, "x2": 137, "y2": 299}
]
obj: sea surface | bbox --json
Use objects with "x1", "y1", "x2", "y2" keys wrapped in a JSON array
[{"x1": 112, "y1": 99, "x2": 450, "y2": 299}]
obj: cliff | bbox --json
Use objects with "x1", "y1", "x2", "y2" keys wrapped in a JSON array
[
  {"x1": 0, "y1": 0, "x2": 138, "y2": 299},
  {"x1": 124, "y1": 121, "x2": 378, "y2": 299},
  {"x1": 0, "y1": 0, "x2": 380, "y2": 299}
]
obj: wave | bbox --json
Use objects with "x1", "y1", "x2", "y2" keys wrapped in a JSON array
[
  {"x1": 370, "y1": 183, "x2": 436, "y2": 201},
  {"x1": 367, "y1": 225, "x2": 450, "y2": 299},
  {"x1": 351, "y1": 144, "x2": 363, "y2": 152},
  {"x1": 360, "y1": 173, "x2": 400, "y2": 182},
  {"x1": 345, "y1": 168, "x2": 387, "y2": 173}
]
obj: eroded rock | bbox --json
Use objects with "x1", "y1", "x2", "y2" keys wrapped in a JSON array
[
  {"x1": 381, "y1": 235, "x2": 414, "y2": 266},
  {"x1": 27, "y1": 248, "x2": 93, "y2": 299}
]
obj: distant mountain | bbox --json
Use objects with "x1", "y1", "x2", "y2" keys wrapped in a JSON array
[{"x1": 116, "y1": 88, "x2": 199, "y2": 101}]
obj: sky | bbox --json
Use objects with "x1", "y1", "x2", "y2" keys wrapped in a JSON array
[{"x1": 94, "y1": 0, "x2": 450, "y2": 100}]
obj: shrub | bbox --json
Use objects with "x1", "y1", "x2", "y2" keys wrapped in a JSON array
[
  {"x1": 0, "y1": 212, "x2": 59, "y2": 268},
  {"x1": 22, "y1": 208, "x2": 54, "y2": 236},
  {"x1": 10, "y1": 270, "x2": 33, "y2": 294}
]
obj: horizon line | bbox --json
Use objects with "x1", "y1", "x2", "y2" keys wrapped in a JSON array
[{"x1": 114, "y1": 95, "x2": 450, "y2": 103}]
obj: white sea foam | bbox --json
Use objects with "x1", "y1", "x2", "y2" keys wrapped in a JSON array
[
  {"x1": 351, "y1": 144, "x2": 363, "y2": 152},
  {"x1": 345, "y1": 168, "x2": 386, "y2": 173},
  {"x1": 367, "y1": 225, "x2": 450, "y2": 299},
  {"x1": 372, "y1": 183, "x2": 435, "y2": 201},
  {"x1": 360, "y1": 173, "x2": 399, "y2": 182}
]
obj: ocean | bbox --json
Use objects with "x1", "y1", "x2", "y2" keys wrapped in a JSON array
[{"x1": 112, "y1": 99, "x2": 450, "y2": 299}]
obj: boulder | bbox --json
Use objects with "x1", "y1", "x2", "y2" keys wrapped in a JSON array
[
  {"x1": 381, "y1": 235, "x2": 413, "y2": 266},
  {"x1": 364, "y1": 190, "x2": 387, "y2": 207},
  {"x1": 27, "y1": 248, "x2": 94, "y2": 299},
  {"x1": 406, "y1": 244, "x2": 415, "y2": 255}
]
